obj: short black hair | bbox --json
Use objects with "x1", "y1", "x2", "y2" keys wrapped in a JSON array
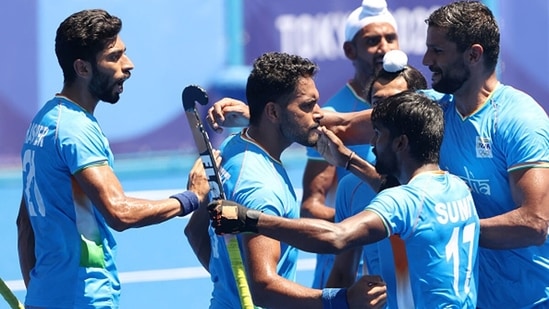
[
  {"x1": 246, "y1": 52, "x2": 318, "y2": 126},
  {"x1": 367, "y1": 64, "x2": 428, "y2": 102},
  {"x1": 372, "y1": 91, "x2": 443, "y2": 164},
  {"x1": 55, "y1": 9, "x2": 122, "y2": 85},
  {"x1": 425, "y1": 1, "x2": 499, "y2": 71}
]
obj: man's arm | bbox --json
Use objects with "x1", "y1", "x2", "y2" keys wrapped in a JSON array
[
  {"x1": 184, "y1": 205, "x2": 211, "y2": 271},
  {"x1": 256, "y1": 211, "x2": 387, "y2": 254},
  {"x1": 320, "y1": 109, "x2": 373, "y2": 145},
  {"x1": 205, "y1": 98, "x2": 374, "y2": 145},
  {"x1": 209, "y1": 200, "x2": 388, "y2": 307},
  {"x1": 243, "y1": 233, "x2": 321, "y2": 308},
  {"x1": 301, "y1": 160, "x2": 336, "y2": 221},
  {"x1": 242, "y1": 233, "x2": 386, "y2": 308},
  {"x1": 74, "y1": 158, "x2": 210, "y2": 232},
  {"x1": 479, "y1": 167, "x2": 549, "y2": 249},
  {"x1": 316, "y1": 126, "x2": 382, "y2": 191},
  {"x1": 16, "y1": 196, "x2": 35, "y2": 287},
  {"x1": 210, "y1": 201, "x2": 388, "y2": 255},
  {"x1": 325, "y1": 247, "x2": 362, "y2": 288}
]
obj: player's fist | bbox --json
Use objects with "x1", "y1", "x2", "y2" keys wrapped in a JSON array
[{"x1": 208, "y1": 199, "x2": 261, "y2": 234}]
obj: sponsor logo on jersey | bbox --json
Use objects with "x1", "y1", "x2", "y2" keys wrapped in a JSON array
[{"x1": 475, "y1": 136, "x2": 493, "y2": 158}]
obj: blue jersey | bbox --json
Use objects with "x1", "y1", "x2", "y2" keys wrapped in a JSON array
[
  {"x1": 335, "y1": 174, "x2": 381, "y2": 276},
  {"x1": 438, "y1": 84, "x2": 549, "y2": 308},
  {"x1": 335, "y1": 173, "x2": 397, "y2": 308},
  {"x1": 308, "y1": 83, "x2": 376, "y2": 288},
  {"x1": 367, "y1": 171, "x2": 480, "y2": 308},
  {"x1": 21, "y1": 96, "x2": 120, "y2": 308},
  {"x1": 208, "y1": 130, "x2": 300, "y2": 309}
]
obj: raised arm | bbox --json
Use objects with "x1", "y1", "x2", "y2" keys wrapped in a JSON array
[
  {"x1": 205, "y1": 98, "x2": 373, "y2": 145},
  {"x1": 320, "y1": 109, "x2": 374, "y2": 145},
  {"x1": 315, "y1": 126, "x2": 382, "y2": 191},
  {"x1": 206, "y1": 98, "x2": 250, "y2": 133}
]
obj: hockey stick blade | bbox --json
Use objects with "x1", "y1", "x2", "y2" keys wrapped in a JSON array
[
  {"x1": 182, "y1": 85, "x2": 224, "y2": 200},
  {"x1": 182, "y1": 85, "x2": 208, "y2": 111}
]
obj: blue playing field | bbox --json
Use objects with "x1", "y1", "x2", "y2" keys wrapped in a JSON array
[{"x1": 0, "y1": 147, "x2": 315, "y2": 309}]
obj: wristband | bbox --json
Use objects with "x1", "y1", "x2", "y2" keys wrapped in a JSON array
[
  {"x1": 321, "y1": 288, "x2": 349, "y2": 309},
  {"x1": 170, "y1": 191, "x2": 199, "y2": 217},
  {"x1": 244, "y1": 209, "x2": 262, "y2": 233},
  {"x1": 344, "y1": 151, "x2": 355, "y2": 170}
]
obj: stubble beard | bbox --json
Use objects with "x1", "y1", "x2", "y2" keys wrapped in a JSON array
[
  {"x1": 89, "y1": 64, "x2": 120, "y2": 104},
  {"x1": 432, "y1": 63, "x2": 470, "y2": 94}
]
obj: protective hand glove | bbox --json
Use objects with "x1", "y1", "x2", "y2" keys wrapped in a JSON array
[{"x1": 208, "y1": 199, "x2": 262, "y2": 234}]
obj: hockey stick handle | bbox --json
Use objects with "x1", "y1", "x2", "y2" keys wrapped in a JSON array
[
  {"x1": 0, "y1": 277, "x2": 23, "y2": 309},
  {"x1": 185, "y1": 108, "x2": 225, "y2": 200},
  {"x1": 182, "y1": 85, "x2": 254, "y2": 309}
]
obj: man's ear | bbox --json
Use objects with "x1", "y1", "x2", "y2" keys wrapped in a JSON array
[
  {"x1": 343, "y1": 41, "x2": 357, "y2": 60},
  {"x1": 264, "y1": 102, "x2": 281, "y2": 123},
  {"x1": 393, "y1": 134, "x2": 409, "y2": 153},
  {"x1": 73, "y1": 59, "x2": 92, "y2": 79},
  {"x1": 467, "y1": 44, "x2": 484, "y2": 65}
]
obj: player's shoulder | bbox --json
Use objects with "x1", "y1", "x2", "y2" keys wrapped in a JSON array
[
  {"x1": 417, "y1": 89, "x2": 449, "y2": 102},
  {"x1": 494, "y1": 84, "x2": 545, "y2": 113},
  {"x1": 322, "y1": 83, "x2": 364, "y2": 110}
]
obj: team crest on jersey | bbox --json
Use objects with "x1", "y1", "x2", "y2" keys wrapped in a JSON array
[{"x1": 475, "y1": 137, "x2": 493, "y2": 158}]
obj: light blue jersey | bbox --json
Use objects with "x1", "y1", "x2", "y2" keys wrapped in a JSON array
[
  {"x1": 335, "y1": 173, "x2": 396, "y2": 308},
  {"x1": 438, "y1": 84, "x2": 549, "y2": 308},
  {"x1": 307, "y1": 83, "x2": 376, "y2": 288},
  {"x1": 21, "y1": 96, "x2": 120, "y2": 308},
  {"x1": 208, "y1": 129, "x2": 300, "y2": 309},
  {"x1": 367, "y1": 171, "x2": 480, "y2": 308},
  {"x1": 335, "y1": 173, "x2": 378, "y2": 274}
]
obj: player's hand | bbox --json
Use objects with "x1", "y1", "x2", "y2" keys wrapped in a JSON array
[
  {"x1": 206, "y1": 98, "x2": 250, "y2": 133},
  {"x1": 187, "y1": 151, "x2": 221, "y2": 206},
  {"x1": 315, "y1": 126, "x2": 353, "y2": 168},
  {"x1": 208, "y1": 199, "x2": 261, "y2": 234},
  {"x1": 347, "y1": 275, "x2": 387, "y2": 309}
]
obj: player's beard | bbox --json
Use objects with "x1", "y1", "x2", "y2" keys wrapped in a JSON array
[
  {"x1": 279, "y1": 116, "x2": 319, "y2": 147},
  {"x1": 374, "y1": 148, "x2": 398, "y2": 177},
  {"x1": 431, "y1": 61, "x2": 470, "y2": 94},
  {"x1": 89, "y1": 63, "x2": 121, "y2": 104}
]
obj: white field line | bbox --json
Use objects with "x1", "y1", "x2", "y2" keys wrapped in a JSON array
[{"x1": 6, "y1": 258, "x2": 315, "y2": 292}]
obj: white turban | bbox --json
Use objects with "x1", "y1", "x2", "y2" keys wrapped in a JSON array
[
  {"x1": 344, "y1": 0, "x2": 398, "y2": 42},
  {"x1": 383, "y1": 50, "x2": 408, "y2": 72}
]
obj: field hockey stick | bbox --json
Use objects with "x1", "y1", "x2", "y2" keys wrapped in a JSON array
[
  {"x1": 0, "y1": 277, "x2": 23, "y2": 309},
  {"x1": 182, "y1": 85, "x2": 254, "y2": 309}
]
